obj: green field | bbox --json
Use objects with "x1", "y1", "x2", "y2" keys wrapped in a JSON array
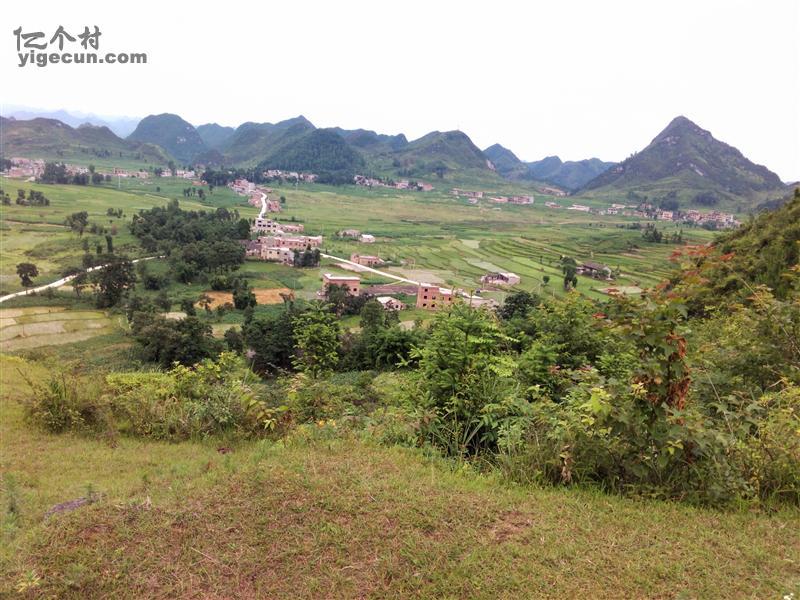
[
  {"x1": 1, "y1": 175, "x2": 716, "y2": 312},
  {"x1": 0, "y1": 177, "x2": 249, "y2": 294}
]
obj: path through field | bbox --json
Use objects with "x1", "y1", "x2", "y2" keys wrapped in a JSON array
[{"x1": 0, "y1": 256, "x2": 162, "y2": 304}]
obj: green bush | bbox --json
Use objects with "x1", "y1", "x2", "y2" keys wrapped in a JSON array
[
  {"x1": 106, "y1": 353, "x2": 256, "y2": 441},
  {"x1": 22, "y1": 372, "x2": 109, "y2": 434}
]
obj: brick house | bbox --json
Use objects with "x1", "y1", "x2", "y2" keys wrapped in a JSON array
[
  {"x1": 350, "y1": 253, "x2": 384, "y2": 267},
  {"x1": 322, "y1": 274, "x2": 361, "y2": 296},
  {"x1": 416, "y1": 283, "x2": 455, "y2": 310}
]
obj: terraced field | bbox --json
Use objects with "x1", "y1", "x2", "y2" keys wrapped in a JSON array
[{"x1": 0, "y1": 306, "x2": 120, "y2": 351}]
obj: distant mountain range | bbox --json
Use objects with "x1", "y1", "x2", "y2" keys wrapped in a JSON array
[
  {"x1": 1, "y1": 108, "x2": 791, "y2": 208},
  {"x1": 2, "y1": 106, "x2": 140, "y2": 137},
  {"x1": 0, "y1": 116, "x2": 170, "y2": 165},
  {"x1": 483, "y1": 144, "x2": 616, "y2": 190}
]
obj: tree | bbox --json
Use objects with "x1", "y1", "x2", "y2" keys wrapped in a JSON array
[
  {"x1": 16, "y1": 262, "x2": 39, "y2": 288},
  {"x1": 65, "y1": 211, "x2": 89, "y2": 236},
  {"x1": 242, "y1": 309, "x2": 297, "y2": 374},
  {"x1": 180, "y1": 298, "x2": 197, "y2": 316},
  {"x1": 292, "y1": 305, "x2": 341, "y2": 378},
  {"x1": 198, "y1": 293, "x2": 213, "y2": 315},
  {"x1": 131, "y1": 313, "x2": 221, "y2": 367},
  {"x1": 232, "y1": 281, "x2": 257, "y2": 310},
  {"x1": 561, "y1": 256, "x2": 578, "y2": 290},
  {"x1": 497, "y1": 290, "x2": 540, "y2": 320},
  {"x1": 92, "y1": 255, "x2": 136, "y2": 308}
]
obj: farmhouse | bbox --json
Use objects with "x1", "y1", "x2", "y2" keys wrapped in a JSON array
[
  {"x1": 578, "y1": 261, "x2": 613, "y2": 280},
  {"x1": 509, "y1": 195, "x2": 534, "y2": 205},
  {"x1": 451, "y1": 188, "x2": 484, "y2": 199},
  {"x1": 241, "y1": 239, "x2": 262, "y2": 257},
  {"x1": 377, "y1": 296, "x2": 405, "y2": 311},
  {"x1": 480, "y1": 272, "x2": 521, "y2": 287},
  {"x1": 568, "y1": 204, "x2": 592, "y2": 212},
  {"x1": 259, "y1": 235, "x2": 322, "y2": 249},
  {"x1": 253, "y1": 218, "x2": 305, "y2": 234},
  {"x1": 339, "y1": 229, "x2": 361, "y2": 238},
  {"x1": 350, "y1": 254, "x2": 384, "y2": 267},
  {"x1": 322, "y1": 274, "x2": 361, "y2": 296},
  {"x1": 416, "y1": 283, "x2": 456, "y2": 310},
  {"x1": 360, "y1": 234, "x2": 376, "y2": 243},
  {"x1": 261, "y1": 246, "x2": 294, "y2": 265}
]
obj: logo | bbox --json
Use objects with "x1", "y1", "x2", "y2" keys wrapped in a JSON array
[{"x1": 13, "y1": 26, "x2": 147, "y2": 67}]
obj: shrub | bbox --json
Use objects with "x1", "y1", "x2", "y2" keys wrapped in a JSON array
[
  {"x1": 105, "y1": 353, "x2": 256, "y2": 440},
  {"x1": 22, "y1": 372, "x2": 109, "y2": 434}
]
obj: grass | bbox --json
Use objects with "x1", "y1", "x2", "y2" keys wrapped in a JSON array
[{"x1": 0, "y1": 353, "x2": 798, "y2": 598}]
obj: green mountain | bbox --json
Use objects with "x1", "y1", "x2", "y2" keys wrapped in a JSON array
[
  {"x1": 127, "y1": 113, "x2": 207, "y2": 164},
  {"x1": 329, "y1": 128, "x2": 408, "y2": 154},
  {"x1": 0, "y1": 116, "x2": 170, "y2": 165},
  {"x1": 365, "y1": 130, "x2": 492, "y2": 179},
  {"x1": 526, "y1": 156, "x2": 615, "y2": 191},
  {"x1": 257, "y1": 128, "x2": 365, "y2": 184},
  {"x1": 196, "y1": 123, "x2": 236, "y2": 150},
  {"x1": 580, "y1": 116, "x2": 788, "y2": 208},
  {"x1": 483, "y1": 143, "x2": 529, "y2": 179},
  {"x1": 220, "y1": 116, "x2": 315, "y2": 166},
  {"x1": 483, "y1": 144, "x2": 615, "y2": 190}
]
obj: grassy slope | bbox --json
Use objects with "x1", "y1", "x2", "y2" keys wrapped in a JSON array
[
  {"x1": 1, "y1": 355, "x2": 798, "y2": 599},
  {"x1": 0, "y1": 178, "x2": 242, "y2": 293}
]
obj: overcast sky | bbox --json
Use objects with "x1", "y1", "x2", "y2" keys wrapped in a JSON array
[{"x1": 3, "y1": 0, "x2": 799, "y2": 180}]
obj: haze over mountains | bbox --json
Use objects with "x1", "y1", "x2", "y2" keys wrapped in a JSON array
[{"x1": 1, "y1": 107, "x2": 791, "y2": 208}]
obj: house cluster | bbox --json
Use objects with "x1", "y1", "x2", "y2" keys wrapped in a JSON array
[
  {"x1": 3, "y1": 158, "x2": 45, "y2": 179},
  {"x1": 536, "y1": 185, "x2": 568, "y2": 197},
  {"x1": 416, "y1": 283, "x2": 497, "y2": 310},
  {"x1": 243, "y1": 231, "x2": 322, "y2": 265},
  {"x1": 263, "y1": 169, "x2": 317, "y2": 183},
  {"x1": 489, "y1": 195, "x2": 534, "y2": 205},
  {"x1": 480, "y1": 272, "x2": 521, "y2": 287},
  {"x1": 577, "y1": 261, "x2": 614, "y2": 280},
  {"x1": 338, "y1": 229, "x2": 376, "y2": 243},
  {"x1": 230, "y1": 179, "x2": 281, "y2": 213},
  {"x1": 252, "y1": 217, "x2": 304, "y2": 234},
  {"x1": 451, "y1": 188, "x2": 484, "y2": 199},
  {"x1": 353, "y1": 175, "x2": 434, "y2": 192},
  {"x1": 680, "y1": 210, "x2": 740, "y2": 228},
  {"x1": 567, "y1": 203, "x2": 591, "y2": 212},
  {"x1": 106, "y1": 167, "x2": 150, "y2": 179}
]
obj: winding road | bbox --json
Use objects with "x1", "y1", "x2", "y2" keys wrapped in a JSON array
[{"x1": 0, "y1": 256, "x2": 162, "y2": 304}]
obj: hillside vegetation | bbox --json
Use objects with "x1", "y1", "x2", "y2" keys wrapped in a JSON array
[
  {"x1": 127, "y1": 113, "x2": 207, "y2": 164},
  {"x1": 581, "y1": 116, "x2": 788, "y2": 208},
  {"x1": 1, "y1": 355, "x2": 798, "y2": 599},
  {"x1": 0, "y1": 117, "x2": 170, "y2": 166}
]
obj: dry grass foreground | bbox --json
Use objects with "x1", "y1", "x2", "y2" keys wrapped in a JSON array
[{"x1": 1, "y1": 356, "x2": 799, "y2": 599}]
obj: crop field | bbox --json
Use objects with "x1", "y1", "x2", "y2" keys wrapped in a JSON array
[
  {"x1": 0, "y1": 178, "x2": 227, "y2": 294},
  {"x1": 0, "y1": 306, "x2": 120, "y2": 351},
  {"x1": 1, "y1": 176, "x2": 717, "y2": 315}
]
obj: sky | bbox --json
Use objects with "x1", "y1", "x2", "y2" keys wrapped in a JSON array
[{"x1": 3, "y1": 0, "x2": 799, "y2": 180}]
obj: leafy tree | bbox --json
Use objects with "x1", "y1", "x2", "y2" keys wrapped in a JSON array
[
  {"x1": 498, "y1": 290, "x2": 540, "y2": 320},
  {"x1": 65, "y1": 211, "x2": 89, "y2": 236},
  {"x1": 91, "y1": 255, "x2": 136, "y2": 308},
  {"x1": 16, "y1": 262, "x2": 39, "y2": 288},
  {"x1": 292, "y1": 305, "x2": 341, "y2": 378},
  {"x1": 131, "y1": 313, "x2": 221, "y2": 367}
]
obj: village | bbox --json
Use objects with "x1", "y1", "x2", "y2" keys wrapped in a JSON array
[{"x1": 452, "y1": 184, "x2": 741, "y2": 229}]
